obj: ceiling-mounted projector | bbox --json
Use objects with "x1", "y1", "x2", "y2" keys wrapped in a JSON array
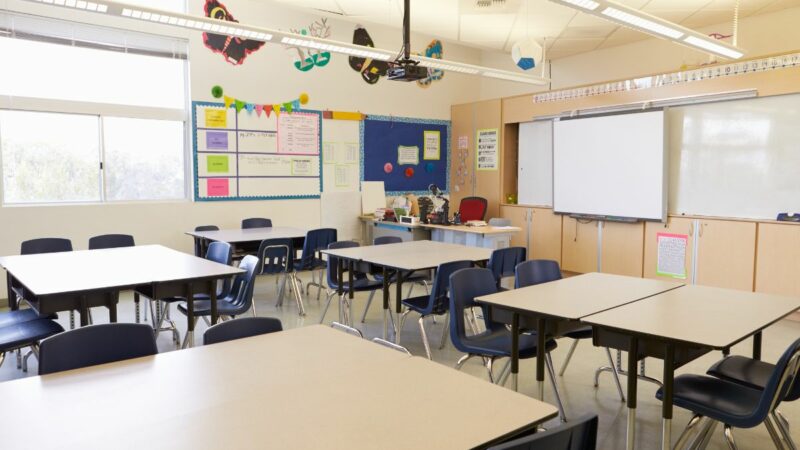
[{"x1": 387, "y1": 0, "x2": 428, "y2": 82}]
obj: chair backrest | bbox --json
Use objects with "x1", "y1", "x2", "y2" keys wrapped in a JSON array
[
  {"x1": 374, "y1": 236, "x2": 402, "y2": 245},
  {"x1": 38, "y1": 323, "x2": 157, "y2": 375},
  {"x1": 515, "y1": 259, "x2": 562, "y2": 289},
  {"x1": 424, "y1": 260, "x2": 473, "y2": 314},
  {"x1": 372, "y1": 337, "x2": 412, "y2": 355},
  {"x1": 203, "y1": 317, "x2": 283, "y2": 345},
  {"x1": 487, "y1": 414, "x2": 599, "y2": 450},
  {"x1": 331, "y1": 322, "x2": 363, "y2": 338},
  {"x1": 488, "y1": 247, "x2": 527, "y2": 288},
  {"x1": 205, "y1": 241, "x2": 233, "y2": 297},
  {"x1": 488, "y1": 217, "x2": 512, "y2": 227},
  {"x1": 222, "y1": 255, "x2": 260, "y2": 315},
  {"x1": 257, "y1": 238, "x2": 293, "y2": 275},
  {"x1": 241, "y1": 218, "x2": 272, "y2": 229},
  {"x1": 88, "y1": 234, "x2": 135, "y2": 250},
  {"x1": 20, "y1": 238, "x2": 72, "y2": 255},
  {"x1": 298, "y1": 228, "x2": 337, "y2": 270},
  {"x1": 751, "y1": 337, "x2": 800, "y2": 425},
  {"x1": 458, "y1": 197, "x2": 488, "y2": 222},
  {"x1": 193, "y1": 225, "x2": 219, "y2": 257},
  {"x1": 449, "y1": 268, "x2": 500, "y2": 352},
  {"x1": 326, "y1": 241, "x2": 364, "y2": 288}
]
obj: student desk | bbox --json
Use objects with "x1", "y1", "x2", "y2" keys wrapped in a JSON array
[
  {"x1": 476, "y1": 273, "x2": 682, "y2": 401},
  {"x1": 186, "y1": 226, "x2": 307, "y2": 254},
  {"x1": 583, "y1": 284, "x2": 800, "y2": 450},
  {"x1": 422, "y1": 223, "x2": 522, "y2": 249},
  {"x1": 0, "y1": 245, "x2": 242, "y2": 335},
  {"x1": 0, "y1": 325, "x2": 558, "y2": 449},
  {"x1": 322, "y1": 241, "x2": 492, "y2": 340}
]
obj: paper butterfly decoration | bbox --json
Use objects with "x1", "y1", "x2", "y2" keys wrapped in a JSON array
[
  {"x1": 348, "y1": 25, "x2": 389, "y2": 85},
  {"x1": 285, "y1": 18, "x2": 332, "y2": 72},
  {"x1": 203, "y1": 0, "x2": 265, "y2": 65}
]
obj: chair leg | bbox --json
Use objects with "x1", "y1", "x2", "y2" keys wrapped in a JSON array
[
  {"x1": 723, "y1": 425, "x2": 738, "y2": 450},
  {"x1": 672, "y1": 415, "x2": 704, "y2": 450},
  {"x1": 319, "y1": 291, "x2": 335, "y2": 324},
  {"x1": 455, "y1": 354, "x2": 474, "y2": 370},
  {"x1": 605, "y1": 347, "x2": 626, "y2": 402},
  {"x1": 692, "y1": 419, "x2": 718, "y2": 450},
  {"x1": 277, "y1": 274, "x2": 287, "y2": 307},
  {"x1": 776, "y1": 410, "x2": 791, "y2": 435},
  {"x1": 181, "y1": 318, "x2": 197, "y2": 349},
  {"x1": 22, "y1": 349, "x2": 35, "y2": 373},
  {"x1": 419, "y1": 315, "x2": 432, "y2": 359},
  {"x1": 485, "y1": 356, "x2": 496, "y2": 383},
  {"x1": 0, "y1": 352, "x2": 4, "y2": 369},
  {"x1": 406, "y1": 283, "x2": 414, "y2": 299},
  {"x1": 497, "y1": 358, "x2": 511, "y2": 386},
  {"x1": 764, "y1": 415, "x2": 784, "y2": 450},
  {"x1": 397, "y1": 309, "x2": 412, "y2": 345},
  {"x1": 439, "y1": 311, "x2": 450, "y2": 350},
  {"x1": 360, "y1": 294, "x2": 374, "y2": 323},
  {"x1": 545, "y1": 353, "x2": 568, "y2": 422},
  {"x1": 291, "y1": 273, "x2": 306, "y2": 316},
  {"x1": 773, "y1": 411, "x2": 797, "y2": 450},
  {"x1": 558, "y1": 339, "x2": 580, "y2": 376}
]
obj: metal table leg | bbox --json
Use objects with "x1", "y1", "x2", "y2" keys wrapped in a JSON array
[
  {"x1": 6, "y1": 273, "x2": 17, "y2": 310},
  {"x1": 209, "y1": 279, "x2": 218, "y2": 325},
  {"x1": 79, "y1": 295, "x2": 89, "y2": 327},
  {"x1": 134, "y1": 292, "x2": 140, "y2": 323},
  {"x1": 626, "y1": 338, "x2": 639, "y2": 450},
  {"x1": 182, "y1": 283, "x2": 195, "y2": 349},
  {"x1": 511, "y1": 313, "x2": 520, "y2": 392},
  {"x1": 753, "y1": 331, "x2": 762, "y2": 360},
  {"x1": 394, "y1": 270, "x2": 405, "y2": 343},
  {"x1": 107, "y1": 292, "x2": 117, "y2": 323},
  {"x1": 347, "y1": 260, "x2": 354, "y2": 326},
  {"x1": 337, "y1": 257, "x2": 345, "y2": 324},
  {"x1": 536, "y1": 317, "x2": 546, "y2": 401},
  {"x1": 382, "y1": 266, "x2": 389, "y2": 340},
  {"x1": 662, "y1": 343, "x2": 675, "y2": 450}
]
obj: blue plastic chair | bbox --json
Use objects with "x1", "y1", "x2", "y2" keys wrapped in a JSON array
[
  {"x1": 192, "y1": 225, "x2": 219, "y2": 257},
  {"x1": 487, "y1": 414, "x2": 598, "y2": 450},
  {"x1": 257, "y1": 238, "x2": 299, "y2": 315},
  {"x1": 488, "y1": 247, "x2": 526, "y2": 290},
  {"x1": 13, "y1": 238, "x2": 74, "y2": 324},
  {"x1": 516, "y1": 260, "x2": 625, "y2": 402},
  {"x1": 398, "y1": 260, "x2": 472, "y2": 359},
  {"x1": 448, "y1": 267, "x2": 565, "y2": 421},
  {"x1": 658, "y1": 338, "x2": 800, "y2": 449},
  {"x1": 177, "y1": 255, "x2": 260, "y2": 346},
  {"x1": 0, "y1": 315, "x2": 64, "y2": 373},
  {"x1": 359, "y1": 236, "x2": 430, "y2": 324},
  {"x1": 203, "y1": 317, "x2": 283, "y2": 345},
  {"x1": 319, "y1": 241, "x2": 382, "y2": 327},
  {"x1": 294, "y1": 228, "x2": 337, "y2": 302},
  {"x1": 38, "y1": 323, "x2": 157, "y2": 375},
  {"x1": 241, "y1": 218, "x2": 272, "y2": 229},
  {"x1": 88, "y1": 234, "x2": 135, "y2": 250}
]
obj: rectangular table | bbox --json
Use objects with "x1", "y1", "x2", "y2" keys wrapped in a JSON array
[
  {"x1": 0, "y1": 245, "x2": 242, "y2": 344},
  {"x1": 186, "y1": 226, "x2": 308, "y2": 255},
  {"x1": 322, "y1": 240, "x2": 493, "y2": 340},
  {"x1": 476, "y1": 273, "x2": 683, "y2": 407},
  {"x1": 583, "y1": 284, "x2": 800, "y2": 450},
  {"x1": 421, "y1": 223, "x2": 522, "y2": 249},
  {"x1": 0, "y1": 325, "x2": 559, "y2": 449}
]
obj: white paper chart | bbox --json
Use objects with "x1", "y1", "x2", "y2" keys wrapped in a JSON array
[{"x1": 193, "y1": 101, "x2": 322, "y2": 201}]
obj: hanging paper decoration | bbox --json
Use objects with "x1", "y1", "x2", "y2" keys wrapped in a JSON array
[
  {"x1": 273, "y1": 104, "x2": 281, "y2": 117},
  {"x1": 299, "y1": 92, "x2": 309, "y2": 105},
  {"x1": 215, "y1": 87, "x2": 308, "y2": 116},
  {"x1": 211, "y1": 85, "x2": 224, "y2": 98},
  {"x1": 203, "y1": 0, "x2": 265, "y2": 65},
  {"x1": 223, "y1": 95, "x2": 234, "y2": 109},
  {"x1": 245, "y1": 103, "x2": 255, "y2": 114},
  {"x1": 292, "y1": 99, "x2": 300, "y2": 110},
  {"x1": 283, "y1": 102, "x2": 293, "y2": 114},
  {"x1": 234, "y1": 99, "x2": 245, "y2": 113},
  {"x1": 417, "y1": 40, "x2": 445, "y2": 89},
  {"x1": 264, "y1": 105, "x2": 273, "y2": 117},
  {"x1": 255, "y1": 104, "x2": 263, "y2": 117},
  {"x1": 285, "y1": 18, "x2": 332, "y2": 72},
  {"x1": 349, "y1": 25, "x2": 388, "y2": 85}
]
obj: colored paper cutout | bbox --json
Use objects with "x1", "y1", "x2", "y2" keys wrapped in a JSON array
[
  {"x1": 207, "y1": 178, "x2": 230, "y2": 196},
  {"x1": 404, "y1": 167, "x2": 415, "y2": 178},
  {"x1": 203, "y1": 0, "x2": 265, "y2": 65},
  {"x1": 398, "y1": 145, "x2": 420, "y2": 165},
  {"x1": 384, "y1": 162, "x2": 393, "y2": 173},
  {"x1": 206, "y1": 131, "x2": 229, "y2": 150},
  {"x1": 205, "y1": 109, "x2": 228, "y2": 128},
  {"x1": 207, "y1": 155, "x2": 230, "y2": 173}
]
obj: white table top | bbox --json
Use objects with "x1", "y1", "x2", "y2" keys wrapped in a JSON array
[
  {"x1": 0, "y1": 325, "x2": 557, "y2": 449},
  {"x1": 186, "y1": 227, "x2": 307, "y2": 243},
  {"x1": 477, "y1": 273, "x2": 683, "y2": 320},
  {"x1": 583, "y1": 284, "x2": 800, "y2": 349},
  {"x1": 322, "y1": 240, "x2": 493, "y2": 271},
  {"x1": 0, "y1": 245, "x2": 243, "y2": 296},
  {"x1": 421, "y1": 223, "x2": 522, "y2": 235}
]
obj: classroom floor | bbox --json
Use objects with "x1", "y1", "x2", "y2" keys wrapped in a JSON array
[{"x1": 2, "y1": 273, "x2": 798, "y2": 450}]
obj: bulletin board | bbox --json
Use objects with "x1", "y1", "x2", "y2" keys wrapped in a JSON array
[
  {"x1": 192, "y1": 101, "x2": 322, "y2": 201},
  {"x1": 361, "y1": 115, "x2": 450, "y2": 195}
]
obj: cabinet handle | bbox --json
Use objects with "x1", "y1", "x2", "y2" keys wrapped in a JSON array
[
  {"x1": 699, "y1": 223, "x2": 706, "y2": 238},
  {"x1": 689, "y1": 222, "x2": 693, "y2": 236}
]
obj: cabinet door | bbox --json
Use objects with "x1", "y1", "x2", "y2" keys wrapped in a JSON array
[
  {"x1": 755, "y1": 223, "x2": 800, "y2": 297},
  {"x1": 500, "y1": 205, "x2": 529, "y2": 251},
  {"x1": 696, "y1": 219, "x2": 756, "y2": 291},
  {"x1": 643, "y1": 217, "x2": 695, "y2": 282},
  {"x1": 561, "y1": 216, "x2": 598, "y2": 273},
  {"x1": 601, "y1": 221, "x2": 644, "y2": 277},
  {"x1": 530, "y1": 208, "x2": 562, "y2": 264}
]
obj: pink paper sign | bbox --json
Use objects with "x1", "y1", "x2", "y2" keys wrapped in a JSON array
[{"x1": 207, "y1": 178, "x2": 230, "y2": 197}]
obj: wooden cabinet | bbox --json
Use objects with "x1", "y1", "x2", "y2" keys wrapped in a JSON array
[
  {"x1": 755, "y1": 223, "x2": 800, "y2": 297},
  {"x1": 530, "y1": 208, "x2": 562, "y2": 264},
  {"x1": 561, "y1": 217, "x2": 598, "y2": 274},
  {"x1": 500, "y1": 205, "x2": 529, "y2": 250},
  {"x1": 695, "y1": 219, "x2": 756, "y2": 291},
  {"x1": 600, "y1": 221, "x2": 644, "y2": 277},
  {"x1": 643, "y1": 217, "x2": 695, "y2": 282}
]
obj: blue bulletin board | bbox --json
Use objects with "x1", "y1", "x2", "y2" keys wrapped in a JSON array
[{"x1": 361, "y1": 115, "x2": 450, "y2": 195}]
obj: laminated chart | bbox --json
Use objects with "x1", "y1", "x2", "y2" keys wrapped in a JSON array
[{"x1": 193, "y1": 101, "x2": 322, "y2": 200}]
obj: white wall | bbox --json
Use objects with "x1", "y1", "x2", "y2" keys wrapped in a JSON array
[
  {"x1": 0, "y1": 0, "x2": 489, "y2": 299},
  {"x1": 478, "y1": 6, "x2": 800, "y2": 100}
]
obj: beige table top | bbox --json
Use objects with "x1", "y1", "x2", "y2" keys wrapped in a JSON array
[
  {"x1": 0, "y1": 245, "x2": 243, "y2": 296},
  {"x1": 0, "y1": 325, "x2": 557, "y2": 450},
  {"x1": 477, "y1": 272, "x2": 683, "y2": 320},
  {"x1": 322, "y1": 240, "x2": 493, "y2": 271},
  {"x1": 186, "y1": 226, "x2": 307, "y2": 243},
  {"x1": 421, "y1": 223, "x2": 522, "y2": 235},
  {"x1": 583, "y1": 284, "x2": 800, "y2": 349}
]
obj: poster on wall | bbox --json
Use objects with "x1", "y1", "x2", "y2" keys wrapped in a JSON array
[
  {"x1": 423, "y1": 130, "x2": 441, "y2": 160},
  {"x1": 203, "y1": 0, "x2": 265, "y2": 65},
  {"x1": 476, "y1": 128, "x2": 499, "y2": 171},
  {"x1": 656, "y1": 232, "x2": 688, "y2": 279}
]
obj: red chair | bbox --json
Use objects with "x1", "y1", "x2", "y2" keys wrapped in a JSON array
[{"x1": 458, "y1": 197, "x2": 488, "y2": 222}]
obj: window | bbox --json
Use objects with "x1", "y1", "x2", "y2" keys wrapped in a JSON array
[{"x1": 0, "y1": 13, "x2": 188, "y2": 205}]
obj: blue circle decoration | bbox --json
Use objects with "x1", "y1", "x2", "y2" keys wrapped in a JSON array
[{"x1": 425, "y1": 162, "x2": 435, "y2": 173}]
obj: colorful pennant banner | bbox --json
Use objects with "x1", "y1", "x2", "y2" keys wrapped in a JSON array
[{"x1": 211, "y1": 86, "x2": 309, "y2": 116}]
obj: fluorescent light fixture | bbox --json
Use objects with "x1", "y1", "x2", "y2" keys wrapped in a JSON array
[
  {"x1": 571, "y1": 89, "x2": 758, "y2": 116},
  {"x1": 20, "y1": 0, "x2": 550, "y2": 85},
  {"x1": 549, "y1": 0, "x2": 745, "y2": 60}
]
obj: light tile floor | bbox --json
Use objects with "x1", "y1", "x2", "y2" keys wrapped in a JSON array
[{"x1": 1, "y1": 273, "x2": 798, "y2": 450}]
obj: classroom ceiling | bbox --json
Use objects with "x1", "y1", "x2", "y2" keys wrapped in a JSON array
[{"x1": 269, "y1": 0, "x2": 799, "y2": 59}]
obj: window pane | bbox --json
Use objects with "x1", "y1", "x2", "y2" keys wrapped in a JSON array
[
  {"x1": 103, "y1": 117, "x2": 185, "y2": 201},
  {"x1": 0, "y1": 110, "x2": 101, "y2": 204},
  {"x1": 0, "y1": 37, "x2": 185, "y2": 109}
]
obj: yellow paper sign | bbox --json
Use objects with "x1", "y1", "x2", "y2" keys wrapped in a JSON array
[{"x1": 205, "y1": 109, "x2": 227, "y2": 128}]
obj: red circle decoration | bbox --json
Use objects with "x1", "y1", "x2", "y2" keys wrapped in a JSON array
[
  {"x1": 404, "y1": 167, "x2": 415, "y2": 178},
  {"x1": 384, "y1": 162, "x2": 393, "y2": 173}
]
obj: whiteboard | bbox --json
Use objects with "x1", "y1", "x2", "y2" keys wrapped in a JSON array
[
  {"x1": 518, "y1": 120, "x2": 553, "y2": 206},
  {"x1": 553, "y1": 110, "x2": 667, "y2": 221},
  {"x1": 668, "y1": 93, "x2": 800, "y2": 219}
]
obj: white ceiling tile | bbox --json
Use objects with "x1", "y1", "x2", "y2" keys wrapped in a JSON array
[
  {"x1": 271, "y1": 0, "x2": 344, "y2": 14},
  {"x1": 459, "y1": 13, "x2": 517, "y2": 42}
]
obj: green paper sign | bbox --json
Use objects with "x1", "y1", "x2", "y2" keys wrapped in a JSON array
[{"x1": 207, "y1": 155, "x2": 230, "y2": 173}]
